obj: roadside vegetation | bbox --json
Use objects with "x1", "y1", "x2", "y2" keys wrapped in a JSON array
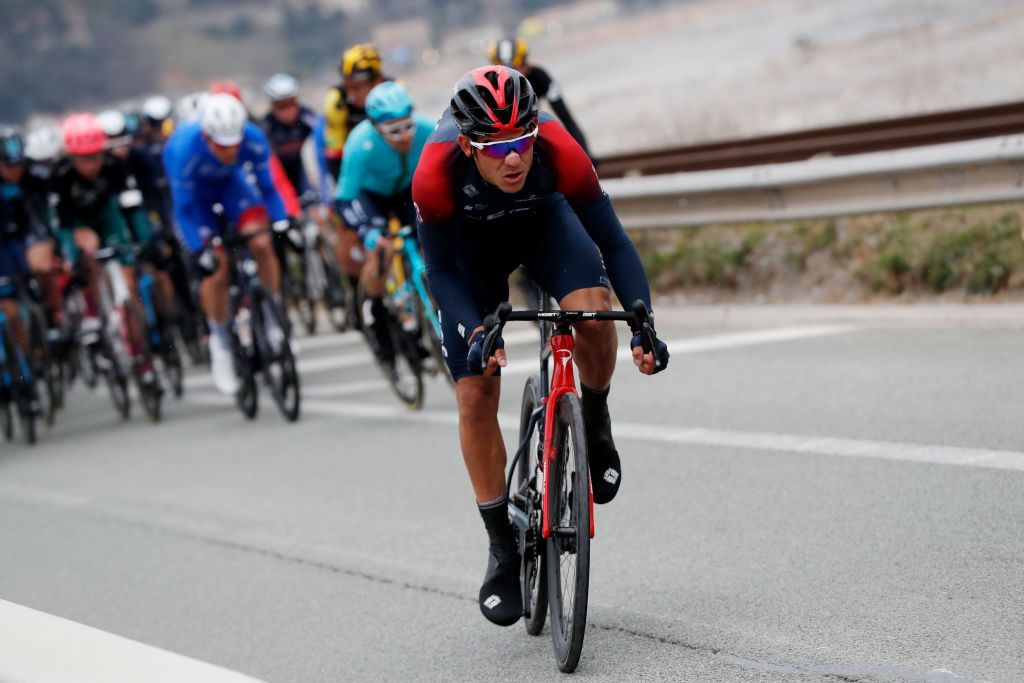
[{"x1": 634, "y1": 204, "x2": 1024, "y2": 301}]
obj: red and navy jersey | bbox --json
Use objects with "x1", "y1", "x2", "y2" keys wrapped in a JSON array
[
  {"x1": 413, "y1": 109, "x2": 600, "y2": 228},
  {"x1": 414, "y1": 108, "x2": 651, "y2": 343}
]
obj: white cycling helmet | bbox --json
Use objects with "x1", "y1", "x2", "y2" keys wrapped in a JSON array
[
  {"x1": 24, "y1": 126, "x2": 63, "y2": 162},
  {"x1": 97, "y1": 109, "x2": 129, "y2": 140},
  {"x1": 200, "y1": 93, "x2": 247, "y2": 145},
  {"x1": 175, "y1": 91, "x2": 208, "y2": 123},
  {"x1": 142, "y1": 94, "x2": 173, "y2": 123},
  {"x1": 264, "y1": 73, "x2": 299, "y2": 102}
]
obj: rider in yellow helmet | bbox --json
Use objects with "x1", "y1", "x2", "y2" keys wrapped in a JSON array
[
  {"x1": 487, "y1": 36, "x2": 592, "y2": 161},
  {"x1": 322, "y1": 44, "x2": 388, "y2": 182}
]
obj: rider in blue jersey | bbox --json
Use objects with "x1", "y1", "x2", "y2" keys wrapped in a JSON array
[
  {"x1": 163, "y1": 93, "x2": 288, "y2": 395},
  {"x1": 334, "y1": 81, "x2": 433, "y2": 366}
]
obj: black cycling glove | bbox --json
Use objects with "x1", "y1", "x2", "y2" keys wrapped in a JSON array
[
  {"x1": 466, "y1": 329, "x2": 503, "y2": 376},
  {"x1": 630, "y1": 318, "x2": 669, "y2": 374}
]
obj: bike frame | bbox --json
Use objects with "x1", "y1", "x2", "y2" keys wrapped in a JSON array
[
  {"x1": 538, "y1": 325, "x2": 595, "y2": 540},
  {"x1": 498, "y1": 300, "x2": 655, "y2": 543}
]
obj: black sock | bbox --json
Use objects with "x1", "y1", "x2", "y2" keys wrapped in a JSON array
[
  {"x1": 478, "y1": 496, "x2": 517, "y2": 560},
  {"x1": 580, "y1": 383, "x2": 611, "y2": 431},
  {"x1": 477, "y1": 497, "x2": 521, "y2": 626},
  {"x1": 580, "y1": 384, "x2": 622, "y2": 504}
]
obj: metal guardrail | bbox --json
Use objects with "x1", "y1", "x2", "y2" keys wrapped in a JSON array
[
  {"x1": 597, "y1": 100, "x2": 1024, "y2": 178},
  {"x1": 604, "y1": 135, "x2": 1024, "y2": 229}
]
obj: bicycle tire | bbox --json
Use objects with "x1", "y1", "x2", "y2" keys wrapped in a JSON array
[
  {"x1": 252, "y1": 287, "x2": 300, "y2": 422},
  {"x1": 124, "y1": 301, "x2": 162, "y2": 423},
  {"x1": 24, "y1": 304, "x2": 57, "y2": 426},
  {"x1": 355, "y1": 280, "x2": 423, "y2": 409},
  {"x1": 284, "y1": 249, "x2": 316, "y2": 336},
  {"x1": 1, "y1": 395, "x2": 11, "y2": 441},
  {"x1": 519, "y1": 374, "x2": 548, "y2": 636},
  {"x1": 229, "y1": 311, "x2": 259, "y2": 420},
  {"x1": 319, "y1": 240, "x2": 349, "y2": 333},
  {"x1": 146, "y1": 274, "x2": 185, "y2": 400},
  {"x1": 415, "y1": 271, "x2": 451, "y2": 385},
  {"x1": 2, "y1": 323, "x2": 35, "y2": 445},
  {"x1": 546, "y1": 391, "x2": 590, "y2": 673},
  {"x1": 99, "y1": 331, "x2": 131, "y2": 420}
]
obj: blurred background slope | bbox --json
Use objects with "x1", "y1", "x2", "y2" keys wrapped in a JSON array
[{"x1": 8, "y1": 0, "x2": 1024, "y2": 154}]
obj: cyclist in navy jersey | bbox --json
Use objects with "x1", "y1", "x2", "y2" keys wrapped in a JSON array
[
  {"x1": 261, "y1": 73, "x2": 319, "y2": 201},
  {"x1": 414, "y1": 66, "x2": 669, "y2": 627}
]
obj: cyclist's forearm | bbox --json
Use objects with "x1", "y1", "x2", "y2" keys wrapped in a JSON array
[{"x1": 578, "y1": 194, "x2": 652, "y2": 311}]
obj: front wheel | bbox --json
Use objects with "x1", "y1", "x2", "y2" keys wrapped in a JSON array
[
  {"x1": 546, "y1": 391, "x2": 590, "y2": 673},
  {"x1": 253, "y1": 288, "x2": 300, "y2": 422},
  {"x1": 518, "y1": 374, "x2": 548, "y2": 636},
  {"x1": 319, "y1": 239, "x2": 350, "y2": 333}
]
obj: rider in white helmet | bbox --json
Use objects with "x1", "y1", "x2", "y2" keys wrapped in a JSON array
[
  {"x1": 162, "y1": 92, "x2": 291, "y2": 395},
  {"x1": 261, "y1": 73, "x2": 319, "y2": 202}
]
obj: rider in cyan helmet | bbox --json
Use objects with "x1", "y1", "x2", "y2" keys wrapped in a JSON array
[
  {"x1": 487, "y1": 36, "x2": 592, "y2": 162},
  {"x1": 333, "y1": 81, "x2": 434, "y2": 367},
  {"x1": 414, "y1": 65, "x2": 668, "y2": 627}
]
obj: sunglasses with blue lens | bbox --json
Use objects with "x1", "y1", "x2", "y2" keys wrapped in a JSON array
[{"x1": 469, "y1": 126, "x2": 538, "y2": 159}]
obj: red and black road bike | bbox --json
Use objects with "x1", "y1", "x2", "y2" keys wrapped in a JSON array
[{"x1": 480, "y1": 296, "x2": 656, "y2": 673}]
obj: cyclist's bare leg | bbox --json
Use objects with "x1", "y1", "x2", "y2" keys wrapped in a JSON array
[
  {"x1": 122, "y1": 266, "x2": 147, "y2": 355},
  {"x1": 337, "y1": 224, "x2": 362, "y2": 279},
  {"x1": 241, "y1": 219, "x2": 279, "y2": 294},
  {"x1": 73, "y1": 228, "x2": 101, "y2": 316},
  {"x1": 27, "y1": 241, "x2": 59, "y2": 324},
  {"x1": 0, "y1": 299, "x2": 29, "y2": 354},
  {"x1": 198, "y1": 251, "x2": 229, "y2": 323},
  {"x1": 456, "y1": 375, "x2": 507, "y2": 503},
  {"x1": 361, "y1": 240, "x2": 391, "y2": 298},
  {"x1": 560, "y1": 286, "x2": 616, "y2": 390}
]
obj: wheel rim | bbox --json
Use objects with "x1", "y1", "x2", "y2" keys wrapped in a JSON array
[{"x1": 553, "y1": 430, "x2": 579, "y2": 639}]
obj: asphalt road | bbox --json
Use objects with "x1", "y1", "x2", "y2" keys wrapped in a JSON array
[{"x1": 0, "y1": 304, "x2": 1022, "y2": 682}]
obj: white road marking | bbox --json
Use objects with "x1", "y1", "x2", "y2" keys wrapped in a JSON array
[
  {"x1": 198, "y1": 397, "x2": 1020, "y2": 473},
  {"x1": 0, "y1": 599, "x2": 267, "y2": 683},
  {"x1": 301, "y1": 378, "x2": 390, "y2": 399},
  {"x1": 499, "y1": 323, "x2": 858, "y2": 377}
]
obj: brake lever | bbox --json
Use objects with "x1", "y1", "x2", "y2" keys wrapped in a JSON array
[
  {"x1": 481, "y1": 302, "x2": 512, "y2": 363},
  {"x1": 628, "y1": 299, "x2": 656, "y2": 355}
]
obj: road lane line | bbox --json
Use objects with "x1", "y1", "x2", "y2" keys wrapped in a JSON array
[
  {"x1": 0, "y1": 599, "x2": 267, "y2": 683},
  {"x1": 499, "y1": 324, "x2": 859, "y2": 376},
  {"x1": 188, "y1": 395, "x2": 1024, "y2": 473}
]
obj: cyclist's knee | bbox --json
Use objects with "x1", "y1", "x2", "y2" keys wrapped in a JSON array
[
  {"x1": 0, "y1": 298, "x2": 19, "y2": 318},
  {"x1": 26, "y1": 242, "x2": 54, "y2": 272},
  {"x1": 74, "y1": 229, "x2": 99, "y2": 257},
  {"x1": 560, "y1": 286, "x2": 611, "y2": 312},
  {"x1": 456, "y1": 376, "x2": 501, "y2": 418}
]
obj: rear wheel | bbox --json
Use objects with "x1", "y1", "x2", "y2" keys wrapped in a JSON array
[
  {"x1": 546, "y1": 391, "x2": 590, "y2": 673},
  {"x1": 518, "y1": 374, "x2": 548, "y2": 636}
]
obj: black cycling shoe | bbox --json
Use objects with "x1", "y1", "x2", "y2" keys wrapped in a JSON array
[
  {"x1": 582, "y1": 384, "x2": 621, "y2": 505},
  {"x1": 478, "y1": 498, "x2": 522, "y2": 626},
  {"x1": 479, "y1": 552, "x2": 522, "y2": 627}
]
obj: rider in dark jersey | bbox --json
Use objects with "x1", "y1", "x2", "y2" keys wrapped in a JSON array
[
  {"x1": 488, "y1": 37, "x2": 592, "y2": 161},
  {"x1": 261, "y1": 73, "x2": 319, "y2": 202},
  {"x1": 414, "y1": 66, "x2": 669, "y2": 627}
]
